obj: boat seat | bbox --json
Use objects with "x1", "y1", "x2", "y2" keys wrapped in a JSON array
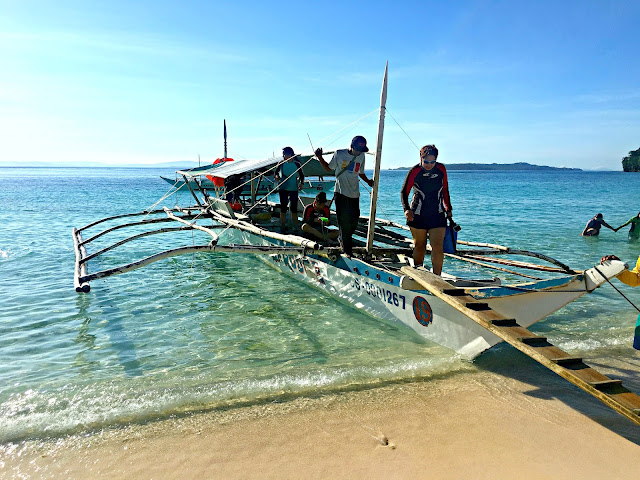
[{"x1": 209, "y1": 197, "x2": 237, "y2": 219}]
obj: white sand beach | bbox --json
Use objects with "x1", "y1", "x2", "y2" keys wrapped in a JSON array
[{"x1": 4, "y1": 362, "x2": 640, "y2": 480}]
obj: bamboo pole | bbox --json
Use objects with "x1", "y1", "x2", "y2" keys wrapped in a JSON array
[
  {"x1": 182, "y1": 174, "x2": 204, "y2": 207},
  {"x1": 164, "y1": 207, "x2": 219, "y2": 241},
  {"x1": 456, "y1": 240, "x2": 509, "y2": 251},
  {"x1": 444, "y1": 253, "x2": 542, "y2": 280},
  {"x1": 463, "y1": 254, "x2": 572, "y2": 274},
  {"x1": 79, "y1": 225, "x2": 219, "y2": 264},
  {"x1": 366, "y1": 61, "x2": 388, "y2": 253},
  {"x1": 72, "y1": 228, "x2": 90, "y2": 292},
  {"x1": 209, "y1": 210, "x2": 321, "y2": 251},
  {"x1": 79, "y1": 214, "x2": 203, "y2": 246},
  {"x1": 77, "y1": 209, "x2": 169, "y2": 233},
  {"x1": 79, "y1": 244, "x2": 331, "y2": 283}
]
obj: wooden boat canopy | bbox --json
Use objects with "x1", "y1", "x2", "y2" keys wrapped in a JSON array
[{"x1": 177, "y1": 153, "x2": 337, "y2": 179}]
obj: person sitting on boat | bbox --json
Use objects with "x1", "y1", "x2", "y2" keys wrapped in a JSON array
[
  {"x1": 614, "y1": 212, "x2": 640, "y2": 240},
  {"x1": 302, "y1": 191, "x2": 340, "y2": 243},
  {"x1": 401, "y1": 144, "x2": 453, "y2": 275},
  {"x1": 581, "y1": 213, "x2": 615, "y2": 236},
  {"x1": 600, "y1": 254, "x2": 640, "y2": 287},
  {"x1": 224, "y1": 173, "x2": 244, "y2": 211},
  {"x1": 315, "y1": 136, "x2": 374, "y2": 256},
  {"x1": 275, "y1": 146, "x2": 304, "y2": 233}
]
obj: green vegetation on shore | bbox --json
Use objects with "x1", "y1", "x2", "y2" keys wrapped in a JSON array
[{"x1": 622, "y1": 148, "x2": 640, "y2": 172}]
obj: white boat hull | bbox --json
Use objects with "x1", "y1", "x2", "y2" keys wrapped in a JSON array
[{"x1": 240, "y1": 232, "x2": 624, "y2": 358}]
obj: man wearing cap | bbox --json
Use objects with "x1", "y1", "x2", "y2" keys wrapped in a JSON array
[
  {"x1": 302, "y1": 191, "x2": 340, "y2": 242},
  {"x1": 275, "y1": 146, "x2": 304, "y2": 233},
  {"x1": 315, "y1": 136, "x2": 374, "y2": 256}
]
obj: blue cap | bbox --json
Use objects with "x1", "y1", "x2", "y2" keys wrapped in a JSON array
[{"x1": 350, "y1": 136, "x2": 369, "y2": 153}]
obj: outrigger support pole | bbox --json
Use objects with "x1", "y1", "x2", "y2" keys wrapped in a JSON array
[
  {"x1": 79, "y1": 244, "x2": 338, "y2": 284},
  {"x1": 164, "y1": 207, "x2": 219, "y2": 243},
  {"x1": 72, "y1": 227, "x2": 90, "y2": 292},
  {"x1": 182, "y1": 174, "x2": 204, "y2": 208},
  {"x1": 366, "y1": 61, "x2": 388, "y2": 253}
]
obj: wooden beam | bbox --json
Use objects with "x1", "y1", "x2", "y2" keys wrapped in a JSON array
[{"x1": 400, "y1": 266, "x2": 640, "y2": 427}]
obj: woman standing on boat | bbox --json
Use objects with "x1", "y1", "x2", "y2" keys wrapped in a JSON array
[{"x1": 401, "y1": 145, "x2": 453, "y2": 275}]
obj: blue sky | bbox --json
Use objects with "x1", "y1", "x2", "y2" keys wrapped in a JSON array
[{"x1": 1, "y1": 0, "x2": 639, "y2": 169}]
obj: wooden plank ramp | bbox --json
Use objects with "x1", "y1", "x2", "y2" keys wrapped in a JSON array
[{"x1": 400, "y1": 266, "x2": 640, "y2": 427}]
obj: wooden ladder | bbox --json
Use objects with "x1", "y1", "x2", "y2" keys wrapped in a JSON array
[{"x1": 400, "y1": 266, "x2": 640, "y2": 426}]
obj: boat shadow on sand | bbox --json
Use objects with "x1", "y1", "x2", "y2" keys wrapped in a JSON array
[{"x1": 474, "y1": 343, "x2": 640, "y2": 445}]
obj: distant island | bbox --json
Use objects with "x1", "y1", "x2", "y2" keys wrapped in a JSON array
[
  {"x1": 389, "y1": 162, "x2": 582, "y2": 172},
  {"x1": 622, "y1": 147, "x2": 640, "y2": 172}
]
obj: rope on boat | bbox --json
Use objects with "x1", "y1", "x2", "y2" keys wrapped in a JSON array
[
  {"x1": 314, "y1": 108, "x2": 379, "y2": 149},
  {"x1": 386, "y1": 109, "x2": 420, "y2": 151},
  {"x1": 142, "y1": 179, "x2": 189, "y2": 220},
  {"x1": 210, "y1": 108, "x2": 379, "y2": 207},
  {"x1": 444, "y1": 253, "x2": 542, "y2": 280},
  {"x1": 156, "y1": 109, "x2": 379, "y2": 238},
  {"x1": 594, "y1": 266, "x2": 640, "y2": 313}
]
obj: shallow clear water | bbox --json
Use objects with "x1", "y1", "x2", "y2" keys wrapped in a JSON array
[{"x1": 0, "y1": 167, "x2": 639, "y2": 442}]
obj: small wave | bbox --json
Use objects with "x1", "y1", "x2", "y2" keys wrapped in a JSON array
[{"x1": 0, "y1": 356, "x2": 471, "y2": 443}]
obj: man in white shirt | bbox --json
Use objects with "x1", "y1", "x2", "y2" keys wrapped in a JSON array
[{"x1": 315, "y1": 136, "x2": 374, "y2": 256}]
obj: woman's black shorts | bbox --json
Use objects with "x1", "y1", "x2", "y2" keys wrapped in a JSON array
[{"x1": 407, "y1": 211, "x2": 447, "y2": 230}]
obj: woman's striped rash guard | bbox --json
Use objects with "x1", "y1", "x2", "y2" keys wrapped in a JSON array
[{"x1": 400, "y1": 163, "x2": 452, "y2": 217}]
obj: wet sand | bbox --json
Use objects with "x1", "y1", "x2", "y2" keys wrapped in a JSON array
[{"x1": 3, "y1": 353, "x2": 640, "y2": 480}]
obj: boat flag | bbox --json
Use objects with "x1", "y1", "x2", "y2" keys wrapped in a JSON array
[{"x1": 633, "y1": 313, "x2": 640, "y2": 350}]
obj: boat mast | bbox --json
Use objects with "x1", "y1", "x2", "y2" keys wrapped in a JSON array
[
  {"x1": 366, "y1": 61, "x2": 388, "y2": 253},
  {"x1": 224, "y1": 119, "x2": 228, "y2": 159}
]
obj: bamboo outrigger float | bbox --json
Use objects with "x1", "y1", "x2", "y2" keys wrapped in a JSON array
[{"x1": 72, "y1": 63, "x2": 640, "y2": 427}]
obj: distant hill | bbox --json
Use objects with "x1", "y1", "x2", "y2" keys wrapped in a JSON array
[{"x1": 389, "y1": 162, "x2": 582, "y2": 171}]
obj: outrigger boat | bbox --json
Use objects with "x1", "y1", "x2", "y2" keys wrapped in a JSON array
[
  {"x1": 159, "y1": 163, "x2": 335, "y2": 196},
  {"x1": 72, "y1": 63, "x2": 640, "y2": 426},
  {"x1": 160, "y1": 120, "x2": 335, "y2": 197}
]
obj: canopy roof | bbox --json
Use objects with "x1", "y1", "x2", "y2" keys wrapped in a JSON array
[{"x1": 176, "y1": 154, "x2": 335, "y2": 179}]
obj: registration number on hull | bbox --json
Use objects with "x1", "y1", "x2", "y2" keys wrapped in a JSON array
[{"x1": 351, "y1": 278, "x2": 406, "y2": 309}]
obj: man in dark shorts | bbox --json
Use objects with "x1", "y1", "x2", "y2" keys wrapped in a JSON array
[
  {"x1": 302, "y1": 192, "x2": 340, "y2": 242},
  {"x1": 275, "y1": 146, "x2": 304, "y2": 233},
  {"x1": 314, "y1": 136, "x2": 374, "y2": 256}
]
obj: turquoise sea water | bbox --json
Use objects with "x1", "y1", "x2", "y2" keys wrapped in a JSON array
[{"x1": 0, "y1": 167, "x2": 639, "y2": 442}]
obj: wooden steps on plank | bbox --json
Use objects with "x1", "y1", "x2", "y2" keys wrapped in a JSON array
[{"x1": 400, "y1": 265, "x2": 640, "y2": 427}]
